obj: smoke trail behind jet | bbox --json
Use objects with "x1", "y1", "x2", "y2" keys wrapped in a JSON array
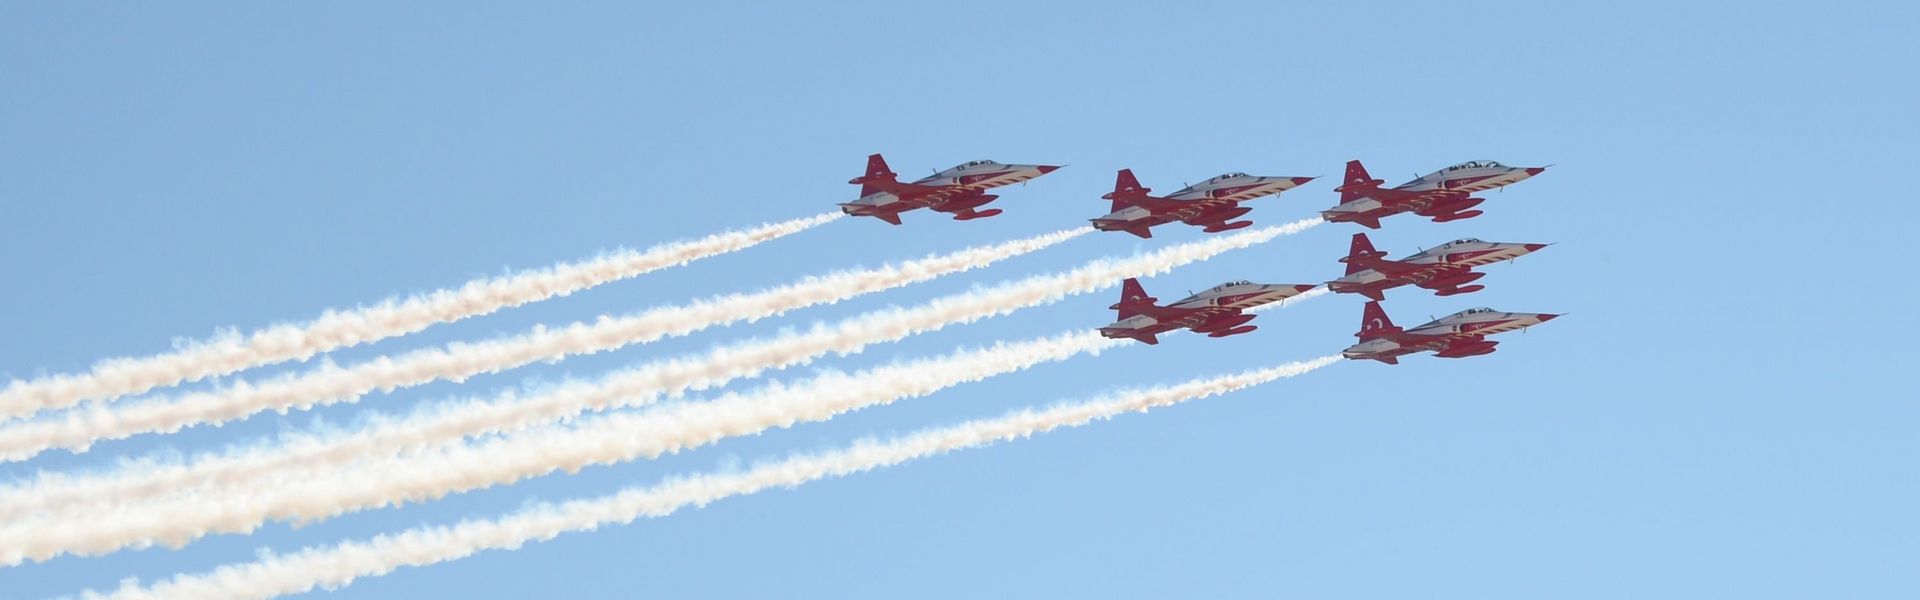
[
  {"x1": 0, "y1": 212, "x2": 842, "y2": 421},
  {"x1": 78, "y1": 356, "x2": 1340, "y2": 599},
  {"x1": 1, "y1": 220, "x2": 1320, "y2": 529},
  {"x1": 0, "y1": 227, "x2": 1090, "y2": 462},
  {"x1": 3, "y1": 331, "x2": 1130, "y2": 561}
]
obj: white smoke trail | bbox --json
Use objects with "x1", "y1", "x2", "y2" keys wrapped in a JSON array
[
  {"x1": 0, "y1": 212, "x2": 841, "y2": 421},
  {"x1": 0, "y1": 227, "x2": 1091, "y2": 462},
  {"x1": 3, "y1": 331, "x2": 1127, "y2": 562},
  {"x1": 0, "y1": 218, "x2": 1321, "y2": 522},
  {"x1": 78, "y1": 356, "x2": 1340, "y2": 599}
]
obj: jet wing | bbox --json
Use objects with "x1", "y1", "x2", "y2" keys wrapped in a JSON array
[
  {"x1": 1115, "y1": 195, "x2": 1191, "y2": 213},
  {"x1": 1189, "y1": 310, "x2": 1252, "y2": 329},
  {"x1": 1370, "y1": 188, "x2": 1464, "y2": 211},
  {"x1": 1358, "y1": 257, "x2": 1427, "y2": 278},
  {"x1": 1407, "y1": 265, "x2": 1470, "y2": 287},
  {"x1": 1431, "y1": 336, "x2": 1499, "y2": 358},
  {"x1": 1179, "y1": 200, "x2": 1252, "y2": 224},
  {"x1": 1402, "y1": 331, "x2": 1482, "y2": 351},
  {"x1": 864, "y1": 179, "x2": 954, "y2": 200},
  {"x1": 1133, "y1": 304, "x2": 1207, "y2": 322}
]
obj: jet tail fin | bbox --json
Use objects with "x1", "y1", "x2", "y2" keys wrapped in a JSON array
[
  {"x1": 849, "y1": 153, "x2": 899, "y2": 197},
  {"x1": 1108, "y1": 277, "x2": 1158, "y2": 320},
  {"x1": 1338, "y1": 232, "x2": 1389, "y2": 275},
  {"x1": 1334, "y1": 160, "x2": 1386, "y2": 203},
  {"x1": 1356, "y1": 301, "x2": 1402, "y2": 341},
  {"x1": 1101, "y1": 168, "x2": 1152, "y2": 213}
]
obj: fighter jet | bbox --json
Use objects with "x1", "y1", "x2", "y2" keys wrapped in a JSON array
[
  {"x1": 1342, "y1": 301, "x2": 1559, "y2": 364},
  {"x1": 1089, "y1": 169, "x2": 1316, "y2": 238},
  {"x1": 1322, "y1": 159, "x2": 1547, "y2": 229},
  {"x1": 1098, "y1": 277, "x2": 1317, "y2": 345},
  {"x1": 1327, "y1": 233, "x2": 1549, "y2": 301},
  {"x1": 841, "y1": 154, "x2": 1061, "y2": 224}
]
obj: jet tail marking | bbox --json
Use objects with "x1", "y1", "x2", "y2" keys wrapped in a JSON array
[
  {"x1": 1333, "y1": 160, "x2": 1386, "y2": 203},
  {"x1": 1356, "y1": 301, "x2": 1403, "y2": 341},
  {"x1": 1110, "y1": 278, "x2": 1158, "y2": 320},
  {"x1": 1102, "y1": 168, "x2": 1152, "y2": 213},
  {"x1": 850, "y1": 153, "x2": 898, "y2": 197},
  {"x1": 1340, "y1": 233, "x2": 1387, "y2": 276}
]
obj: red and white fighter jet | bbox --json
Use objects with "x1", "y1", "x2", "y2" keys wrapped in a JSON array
[
  {"x1": 1327, "y1": 233, "x2": 1550, "y2": 301},
  {"x1": 1322, "y1": 159, "x2": 1547, "y2": 229},
  {"x1": 841, "y1": 154, "x2": 1061, "y2": 224},
  {"x1": 1098, "y1": 277, "x2": 1317, "y2": 345},
  {"x1": 1343, "y1": 301, "x2": 1559, "y2": 364},
  {"x1": 1090, "y1": 169, "x2": 1316, "y2": 238}
]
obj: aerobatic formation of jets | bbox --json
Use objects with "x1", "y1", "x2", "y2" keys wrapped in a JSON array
[{"x1": 844, "y1": 154, "x2": 1561, "y2": 363}]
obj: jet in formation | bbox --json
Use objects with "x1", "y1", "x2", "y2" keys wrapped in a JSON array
[
  {"x1": 1327, "y1": 233, "x2": 1549, "y2": 301},
  {"x1": 1099, "y1": 277, "x2": 1317, "y2": 345},
  {"x1": 1342, "y1": 301, "x2": 1559, "y2": 364},
  {"x1": 841, "y1": 154, "x2": 1061, "y2": 224},
  {"x1": 1090, "y1": 169, "x2": 1316, "y2": 238},
  {"x1": 1322, "y1": 159, "x2": 1547, "y2": 229}
]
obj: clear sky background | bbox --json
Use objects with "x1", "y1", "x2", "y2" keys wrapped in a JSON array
[{"x1": 2, "y1": 2, "x2": 1915, "y2": 598}]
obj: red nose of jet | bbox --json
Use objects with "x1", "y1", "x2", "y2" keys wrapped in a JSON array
[
  {"x1": 1293, "y1": 284, "x2": 1318, "y2": 293},
  {"x1": 1524, "y1": 167, "x2": 1547, "y2": 176},
  {"x1": 1290, "y1": 176, "x2": 1317, "y2": 185},
  {"x1": 1536, "y1": 313, "x2": 1560, "y2": 322},
  {"x1": 1523, "y1": 243, "x2": 1549, "y2": 252},
  {"x1": 1035, "y1": 165, "x2": 1061, "y2": 174}
]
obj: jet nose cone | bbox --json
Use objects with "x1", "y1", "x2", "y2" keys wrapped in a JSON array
[
  {"x1": 1524, "y1": 167, "x2": 1547, "y2": 176},
  {"x1": 1536, "y1": 313, "x2": 1560, "y2": 322},
  {"x1": 1035, "y1": 165, "x2": 1061, "y2": 174},
  {"x1": 1293, "y1": 284, "x2": 1318, "y2": 293},
  {"x1": 1523, "y1": 243, "x2": 1549, "y2": 252},
  {"x1": 1290, "y1": 176, "x2": 1317, "y2": 186}
]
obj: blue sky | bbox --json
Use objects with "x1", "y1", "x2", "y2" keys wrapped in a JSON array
[{"x1": 2, "y1": 1, "x2": 1914, "y2": 597}]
